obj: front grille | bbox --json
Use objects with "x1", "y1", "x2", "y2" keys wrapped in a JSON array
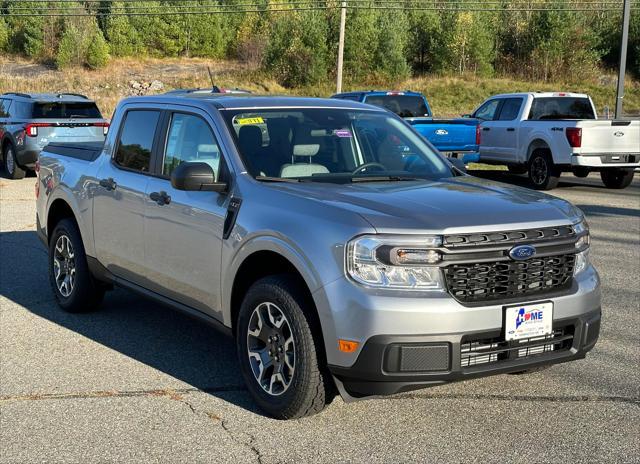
[
  {"x1": 444, "y1": 254, "x2": 575, "y2": 304},
  {"x1": 444, "y1": 225, "x2": 575, "y2": 248},
  {"x1": 460, "y1": 326, "x2": 574, "y2": 368}
]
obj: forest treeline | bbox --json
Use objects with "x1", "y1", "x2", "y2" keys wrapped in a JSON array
[{"x1": 0, "y1": 1, "x2": 638, "y2": 86}]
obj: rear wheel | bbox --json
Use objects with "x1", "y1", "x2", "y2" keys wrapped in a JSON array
[
  {"x1": 528, "y1": 150, "x2": 560, "y2": 190},
  {"x1": 3, "y1": 144, "x2": 26, "y2": 180},
  {"x1": 600, "y1": 168, "x2": 634, "y2": 189},
  {"x1": 49, "y1": 218, "x2": 105, "y2": 312},
  {"x1": 236, "y1": 275, "x2": 333, "y2": 419}
]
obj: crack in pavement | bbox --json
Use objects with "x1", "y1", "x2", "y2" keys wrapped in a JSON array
[{"x1": 206, "y1": 412, "x2": 265, "y2": 464}]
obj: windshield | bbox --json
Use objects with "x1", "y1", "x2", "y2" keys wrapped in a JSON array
[
  {"x1": 222, "y1": 108, "x2": 453, "y2": 182},
  {"x1": 32, "y1": 102, "x2": 102, "y2": 119},
  {"x1": 528, "y1": 97, "x2": 595, "y2": 120},
  {"x1": 364, "y1": 95, "x2": 430, "y2": 118}
]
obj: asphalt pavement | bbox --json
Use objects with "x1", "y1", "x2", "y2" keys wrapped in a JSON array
[{"x1": 1, "y1": 171, "x2": 639, "y2": 463}]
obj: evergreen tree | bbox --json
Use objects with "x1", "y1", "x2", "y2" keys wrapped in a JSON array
[{"x1": 86, "y1": 28, "x2": 110, "y2": 69}]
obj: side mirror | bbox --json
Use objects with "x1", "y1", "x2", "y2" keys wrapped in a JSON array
[
  {"x1": 171, "y1": 162, "x2": 227, "y2": 193},
  {"x1": 448, "y1": 157, "x2": 467, "y2": 173},
  {"x1": 462, "y1": 113, "x2": 472, "y2": 118}
]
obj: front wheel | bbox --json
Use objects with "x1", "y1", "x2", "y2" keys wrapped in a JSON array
[
  {"x1": 528, "y1": 150, "x2": 560, "y2": 190},
  {"x1": 3, "y1": 144, "x2": 26, "y2": 180},
  {"x1": 49, "y1": 218, "x2": 105, "y2": 312},
  {"x1": 600, "y1": 168, "x2": 635, "y2": 189},
  {"x1": 236, "y1": 275, "x2": 333, "y2": 419}
]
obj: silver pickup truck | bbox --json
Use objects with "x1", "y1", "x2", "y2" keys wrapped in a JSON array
[{"x1": 35, "y1": 95, "x2": 601, "y2": 419}]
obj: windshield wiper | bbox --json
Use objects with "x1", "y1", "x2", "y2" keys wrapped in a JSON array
[
  {"x1": 297, "y1": 174, "x2": 427, "y2": 184},
  {"x1": 255, "y1": 176, "x2": 300, "y2": 183},
  {"x1": 351, "y1": 175, "x2": 425, "y2": 183}
]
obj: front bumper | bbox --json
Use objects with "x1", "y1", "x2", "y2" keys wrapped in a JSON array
[
  {"x1": 329, "y1": 309, "x2": 600, "y2": 398},
  {"x1": 572, "y1": 153, "x2": 640, "y2": 168},
  {"x1": 314, "y1": 264, "x2": 601, "y2": 398}
]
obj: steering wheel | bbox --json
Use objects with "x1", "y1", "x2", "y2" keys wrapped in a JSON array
[{"x1": 352, "y1": 162, "x2": 387, "y2": 175}]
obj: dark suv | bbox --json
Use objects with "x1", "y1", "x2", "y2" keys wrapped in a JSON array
[{"x1": 0, "y1": 92, "x2": 108, "y2": 179}]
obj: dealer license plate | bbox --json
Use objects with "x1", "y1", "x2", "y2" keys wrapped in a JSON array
[{"x1": 505, "y1": 302, "x2": 553, "y2": 341}]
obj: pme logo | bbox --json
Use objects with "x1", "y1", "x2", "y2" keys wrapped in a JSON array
[
  {"x1": 509, "y1": 244, "x2": 536, "y2": 260},
  {"x1": 435, "y1": 129, "x2": 448, "y2": 135},
  {"x1": 515, "y1": 307, "x2": 544, "y2": 329}
]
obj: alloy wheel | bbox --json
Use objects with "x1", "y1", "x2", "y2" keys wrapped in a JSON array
[
  {"x1": 531, "y1": 156, "x2": 547, "y2": 185},
  {"x1": 246, "y1": 302, "x2": 296, "y2": 396},
  {"x1": 53, "y1": 234, "x2": 76, "y2": 297}
]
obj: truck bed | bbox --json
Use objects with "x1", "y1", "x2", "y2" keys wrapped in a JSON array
[
  {"x1": 407, "y1": 118, "x2": 479, "y2": 154},
  {"x1": 44, "y1": 142, "x2": 105, "y2": 162}
]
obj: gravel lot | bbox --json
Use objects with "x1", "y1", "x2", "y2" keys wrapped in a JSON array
[{"x1": 1, "y1": 172, "x2": 639, "y2": 463}]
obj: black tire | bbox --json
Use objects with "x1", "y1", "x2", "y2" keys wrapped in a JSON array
[
  {"x1": 49, "y1": 218, "x2": 105, "y2": 313},
  {"x1": 572, "y1": 167, "x2": 590, "y2": 178},
  {"x1": 236, "y1": 274, "x2": 333, "y2": 419},
  {"x1": 507, "y1": 165, "x2": 528, "y2": 175},
  {"x1": 3, "y1": 143, "x2": 26, "y2": 180},
  {"x1": 600, "y1": 168, "x2": 635, "y2": 189},
  {"x1": 528, "y1": 150, "x2": 560, "y2": 190}
]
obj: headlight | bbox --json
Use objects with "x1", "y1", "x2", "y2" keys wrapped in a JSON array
[
  {"x1": 573, "y1": 220, "x2": 590, "y2": 275},
  {"x1": 346, "y1": 235, "x2": 445, "y2": 290},
  {"x1": 573, "y1": 220, "x2": 590, "y2": 251}
]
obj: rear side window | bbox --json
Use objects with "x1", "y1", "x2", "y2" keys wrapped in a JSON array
[
  {"x1": 0, "y1": 99, "x2": 11, "y2": 118},
  {"x1": 32, "y1": 102, "x2": 102, "y2": 119},
  {"x1": 528, "y1": 97, "x2": 595, "y2": 120},
  {"x1": 364, "y1": 95, "x2": 430, "y2": 117},
  {"x1": 114, "y1": 110, "x2": 161, "y2": 172},
  {"x1": 473, "y1": 99, "x2": 501, "y2": 121},
  {"x1": 497, "y1": 98, "x2": 523, "y2": 121},
  {"x1": 8, "y1": 101, "x2": 32, "y2": 119}
]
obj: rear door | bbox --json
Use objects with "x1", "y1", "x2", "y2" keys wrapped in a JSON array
[
  {"x1": 475, "y1": 98, "x2": 503, "y2": 160},
  {"x1": 143, "y1": 107, "x2": 230, "y2": 318},
  {"x1": 488, "y1": 97, "x2": 524, "y2": 161},
  {"x1": 92, "y1": 106, "x2": 162, "y2": 284}
]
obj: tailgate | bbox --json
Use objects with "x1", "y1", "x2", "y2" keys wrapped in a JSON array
[
  {"x1": 579, "y1": 120, "x2": 640, "y2": 154},
  {"x1": 410, "y1": 118, "x2": 478, "y2": 150}
]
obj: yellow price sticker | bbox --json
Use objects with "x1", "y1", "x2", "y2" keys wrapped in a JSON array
[{"x1": 237, "y1": 117, "x2": 264, "y2": 125}]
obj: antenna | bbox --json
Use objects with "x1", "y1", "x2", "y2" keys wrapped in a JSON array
[{"x1": 207, "y1": 66, "x2": 215, "y2": 89}]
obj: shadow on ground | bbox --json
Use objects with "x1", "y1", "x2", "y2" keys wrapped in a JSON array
[{"x1": 0, "y1": 229, "x2": 263, "y2": 415}]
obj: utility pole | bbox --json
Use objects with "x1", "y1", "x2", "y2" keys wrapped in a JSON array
[
  {"x1": 336, "y1": 0, "x2": 347, "y2": 94},
  {"x1": 615, "y1": 0, "x2": 631, "y2": 119}
]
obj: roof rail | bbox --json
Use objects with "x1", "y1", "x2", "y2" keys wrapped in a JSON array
[
  {"x1": 56, "y1": 93, "x2": 88, "y2": 99},
  {"x1": 2, "y1": 92, "x2": 32, "y2": 98}
]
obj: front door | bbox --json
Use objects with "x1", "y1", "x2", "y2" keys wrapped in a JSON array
[
  {"x1": 93, "y1": 108, "x2": 161, "y2": 284},
  {"x1": 489, "y1": 97, "x2": 523, "y2": 162},
  {"x1": 143, "y1": 110, "x2": 229, "y2": 318}
]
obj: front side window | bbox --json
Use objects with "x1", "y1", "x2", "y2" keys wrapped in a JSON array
[
  {"x1": 114, "y1": 110, "x2": 160, "y2": 172},
  {"x1": 528, "y1": 97, "x2": 595, "y2": 120},
  {"x1": 223, "y1": 108, "x2": 452, "y2": 182},
  {"x1": 364, "y1": 95, "x2": 430, "y2": 118},
  {"x1": 8, "y1": 101, "x2": 32, "y2": 119},
  {"x1": 163, "y1": 113, "x2": 222, "y2": 179},
  {"x1": 473, "y1": 99, "x2": 500, "y2": 121}
]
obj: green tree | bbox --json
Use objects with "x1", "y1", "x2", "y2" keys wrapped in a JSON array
[
  {"x1": 6, "y1": 1, "x2": 45, "y2": 58},
  {"x1": 407, "y1": 10, "x2": 443, "y2": 73},
  {"x1": 343, "y1": 7, "x2": 379, "y2": 80},
  {"x1": 86, "y1": 28, "x2": 110, "y2": 69},
  {"x1": 105, "y1": 1, "x2": 140, "y2": 56},
  {"x1": 56, "y1": 24, "x2": 84, "y2": 69},
  {"x1": 0, "y1": 19, "x2": 9, "y2": 52},
  {"x1": 374, "y1": 12, "x2": 410, "y2": 80}
]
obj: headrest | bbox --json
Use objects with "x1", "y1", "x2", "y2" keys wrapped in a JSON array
[{"x1": 293, "y1": 144, "x2": 320, "y2": 157}]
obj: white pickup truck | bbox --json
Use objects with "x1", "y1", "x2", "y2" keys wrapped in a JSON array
[{"x1": 474, "y1": 92, "x2": 640, "y2": 189}]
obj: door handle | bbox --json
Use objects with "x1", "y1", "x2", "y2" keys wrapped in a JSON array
[
  {"x1": 506, "y1": 128, "x2": 515, "y2": 132},
  {"x1": 482, "y1": 127, "x2": 490, "y2": 131},
  {"x1": 149, "y1": 191, "x2": 171, "y2": 206},
  {"x1": 99, "y1": 177, "x2": 117, "y2": 191}
]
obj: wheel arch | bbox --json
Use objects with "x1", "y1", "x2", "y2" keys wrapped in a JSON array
[
  {"x1": 45, "y1": 190, "x2": 93, "y2": 257},
  {"x1": 527, "y1": 138, "x2": 551, "y2": 161}
]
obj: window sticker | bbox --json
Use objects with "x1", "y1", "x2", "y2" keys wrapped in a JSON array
[
  {"x1": 237, "y1": 116, "x2": 264, "y2": 125},
  {"x1": 334, "y1": 129, "x2": 352, "y2": 138}
]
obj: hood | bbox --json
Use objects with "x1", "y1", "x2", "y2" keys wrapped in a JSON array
[{"x1": 270, "y1": 176, "x2": 582, "y2": 233}]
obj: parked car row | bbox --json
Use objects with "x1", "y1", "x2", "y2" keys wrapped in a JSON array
[{"x1": 2, "y1": 88, "x2": 638, "y2": 190}]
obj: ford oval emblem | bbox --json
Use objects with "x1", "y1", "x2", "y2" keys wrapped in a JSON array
[
  {"x1": 435, "y1": 129, "x2": 448, "y2": 135},
  {"x1": 614, "y1": 131, "x2": 624, "y2": 137},
  {"x1": 509, "y1": 245, "x2": 536, "y2": 260}
]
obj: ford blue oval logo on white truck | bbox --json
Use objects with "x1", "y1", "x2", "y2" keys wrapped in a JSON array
[{"x1": 509, "y1": 245, "x2": 536, "y2": 260}]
